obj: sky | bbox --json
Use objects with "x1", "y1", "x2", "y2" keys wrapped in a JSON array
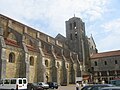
[{"x1": 0, "y1": 0, "x2": 120, "y2": 53}]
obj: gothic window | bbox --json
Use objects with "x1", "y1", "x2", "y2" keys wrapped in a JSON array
[
  {"x1": 69, "y1": 23, "x2": 72, "y2": 30},
  {"x1": 115, "y1": 60, "x2": 118, "y2": 64},
  {"x1": 94, "y1": 61, "x2": 97, "y2": 66},
  {"x1": 66, "y1": 64, "x2": 69, "y2": 69},
  {"x1": 74, "y1": 22, "x2": 76, "y2": 29},
  {"x1": 75, "y1": 31, "x2": 77, "y2": 38},
  {"x1": 57, "y1": 62, "x2": 60, "y2": 68},
  {"x1": 30, "y1": 56, "x2": 34, "y2": 66},
  {"x1": 45, "y1": 60, "x2": 48, "y2": 67},
  {"x1": 104, "y1": 61, "x2": 107, "y2": 65},
  {"x1": 9, "y1": 52, "x2": 15, "y2": 63}
]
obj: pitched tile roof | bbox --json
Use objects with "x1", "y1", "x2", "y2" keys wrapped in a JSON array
[{"x1": 91, "y1": 50, "x2": 120, "y2": 59}]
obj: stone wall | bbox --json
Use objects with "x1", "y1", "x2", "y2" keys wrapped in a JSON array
[{"x1": 0, "y1": 14, "x2": 80, "y2": 84}]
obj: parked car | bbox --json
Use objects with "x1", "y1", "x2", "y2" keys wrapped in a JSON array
[
  {"x1": 38, "y1": 82, "x2": 49, "y2": 89},
  {"x1": 108, "y1": 80, "x2": 120, "y2": 86},
  {"x1": 81, "y1": 85, "x2": 93, "y2": 90},
  {"x1": 101, "y1": 86, "x2": 120, "y2": 90},
  {"x1": 27, "y1": 83, "x2": 44, "y2": 90},
  {"x1": 47, "y1": 82, "x2": 59, "y2": 89},
  {"x1": 89, "y1": 84, "x2": 114, "y2": 90}
]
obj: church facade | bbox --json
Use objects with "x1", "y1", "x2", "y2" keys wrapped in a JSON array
[{"x1": 0, "y1": 14, "x2": 97, "y2": 84}]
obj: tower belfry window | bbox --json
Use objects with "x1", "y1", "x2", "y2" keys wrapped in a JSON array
[
  {"x1": 74, "y1": 22, "x2": 76, "y2": 29},
  {"x1": 70, "y1": 23, "x2": 72, "y2": 30},
  {"x1": 75, "y1": 31, "x2": 77, "y2": 38}
]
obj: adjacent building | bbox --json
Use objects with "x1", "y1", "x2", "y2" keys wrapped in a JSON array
[{"x1": 91, "y1": 50, "x2": 120, "y2": 83}]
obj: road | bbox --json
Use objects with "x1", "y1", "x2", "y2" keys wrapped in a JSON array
[{"x1": 49, "y1": 84, "x2": 80, "y2": 90}]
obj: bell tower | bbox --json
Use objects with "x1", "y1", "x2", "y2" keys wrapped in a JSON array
[{"x1": 66, "y1": 16, "x2": 89, "y2": 70}]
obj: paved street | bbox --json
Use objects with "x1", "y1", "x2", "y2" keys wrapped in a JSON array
[{"x1": 49, "y1": 84, "x2": 78, "y2": 90}]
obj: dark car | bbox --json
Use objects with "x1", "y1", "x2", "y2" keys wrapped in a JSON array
[
  {"x1": 47, "y1": 82, "x2": 59, "y2": 89},
  {"x1": 81, "y1": 85, "x2": 93, "y2": 90},
  {"x1": 89, "y1": 84, "x2": 114, "y2": 90},
  {"x1": 27, "y1": 83, "x2": 44, "y2": 90},
  {"x1": 38, "y1": 82, "x2": 49, "y2": 89},
  {"x1": 108, "y1": 80, "x2": 120, "y2": 86},
  {"x1": 101, "y1": 86, "x2": 120, "y2": 90}
]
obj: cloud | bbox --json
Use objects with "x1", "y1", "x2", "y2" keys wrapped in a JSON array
[
  {"x1": 97, "y1": 18, "x2": 120, "y2": 52},
  {"x1": 0, "y1": 0, "x2": 110, "y2": 37},
  {"x1": 102, "y1": 19, "x2": 120, "y2": 33}
]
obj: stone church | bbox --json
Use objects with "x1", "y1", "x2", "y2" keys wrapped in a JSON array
[{"x1": 0, "y1": 14, "x2": 97, "y2": 84}]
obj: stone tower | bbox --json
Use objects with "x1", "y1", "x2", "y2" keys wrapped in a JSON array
[{"x1": 66, "y1": 16, "x2": 90, "y2": 71}]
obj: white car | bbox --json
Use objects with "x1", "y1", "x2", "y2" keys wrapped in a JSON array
[
  {"x1": 0, "y1": 78, "x2": 28, "y2": 90},
  {"x1": 38, "y1": 82, "x2": 49, "y2": 89}
]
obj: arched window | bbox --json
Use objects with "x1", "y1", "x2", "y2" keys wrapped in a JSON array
[
  {"x1": 69, "y1": 23, "x2": 72, "y2": 30},
  {"x1": 57, "y1": 62, "x2": 60, "y2": 68},
  {"x1": 75, "y1": 31, "x2": 77, "y2": 38},
  {"x1": 74, "y1": 22, "x2": 76, "y2": 29},
  {"x1": 30, "y1": 56, "x2": 34, "y2": 66},
  {"x1": 45, "y1": 60, "x2": 48, "y2": 67},
  {"x1": 66, "y1": 64, "x2": 69, "y2": 69},
  {"x1": 9, "y1": 52, "x2": 15, "y2": 63}
]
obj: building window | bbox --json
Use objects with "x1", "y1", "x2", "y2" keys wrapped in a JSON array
[
  {"x1": 104, "y1": 61, "x2": 107, "y2": 65},
  {"x1": 115, "y1": 60, "x2": 118, "y2": 64},
  {"x1": 74, "y1": 22, "x2": 76, "y2": 29},
  {"x1": 70, "y1": 23, "x2": 72, "y2": 30},
  {"x1": 75, "y1": 31, "x2": 77, "y2": 38},
  {"x1": 9, "y1": 52, "x2": 15, "y2": 63},
  {"x1": 66, "y1": 64, "x2": 69, "y2": 69},
  {"x1": 94, "y1": 61, "x2": 97, "y2": 66},
  {"x1": 45, "y1": 60, "x2": 48, "y2": 67},
  {"x1": 57, "y1": 62, "x2": 60, "y2": 68},
  {"x1": 30, "y1": 56, "x2": 34, "y2": 66}
]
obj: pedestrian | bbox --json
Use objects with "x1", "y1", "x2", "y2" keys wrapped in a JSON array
[
  {"x1": 76, "y1": 82, "x2": 79, "y2": 90},
  {"x1": 102, "y1": 80, "x2": 105, "y2": 84}
]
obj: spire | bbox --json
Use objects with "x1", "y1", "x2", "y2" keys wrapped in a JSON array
[{"x1": 74, "y1": 14, "x2": 75, "y2": 17}]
